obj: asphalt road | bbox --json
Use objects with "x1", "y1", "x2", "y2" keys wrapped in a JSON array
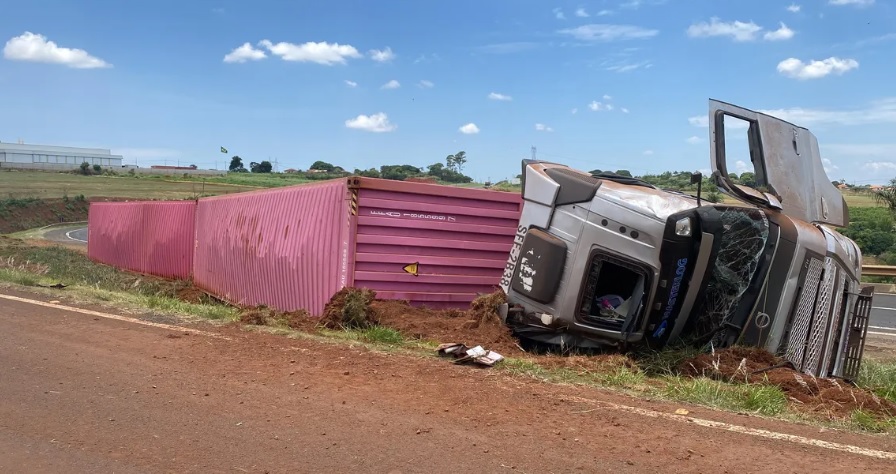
[
  {"x1": 2, "y1": 288, "x2": 896, "y2": 473},
  {"x1": 43, "y1": 225, "x2": 87, "y2": 246},
  {"x1": 871, "y1": 292, "x2": 896, "y2": 332}
]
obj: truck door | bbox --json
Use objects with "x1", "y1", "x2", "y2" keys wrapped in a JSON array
[{"x1": 708, "y1": 99, "x2": 849, "y2": 228}]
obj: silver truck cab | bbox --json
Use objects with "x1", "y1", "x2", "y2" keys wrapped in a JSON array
[{"x1": 500, "y1": 99, "x2": 873, "y2": 380}]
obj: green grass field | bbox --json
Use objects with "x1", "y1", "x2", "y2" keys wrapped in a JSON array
[{"x1": 0, "y1": 170, "x2": 263, "y2": 200}]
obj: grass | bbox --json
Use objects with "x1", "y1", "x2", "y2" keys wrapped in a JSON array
[
  {"x1": 0, "y1": 169, "x2": 260, "y2": 200},
  {"x1": 0, "y1": 240, "x2": 236, "y2": 321},
  {"x1": 660, "y1": 375, "x2": 789, "y2": 416},
  {"x1": 859, "y1": 359, "x2": 896, "y2": 404}
]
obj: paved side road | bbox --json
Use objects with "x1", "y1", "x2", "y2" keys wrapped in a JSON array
[{"x1": 1, "y1": 289, "x2": 896, "y2": 473}]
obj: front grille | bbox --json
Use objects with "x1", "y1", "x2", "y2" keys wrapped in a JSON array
[{"x1": 784, "y1": 257, "x2": 824, "y2": 369}]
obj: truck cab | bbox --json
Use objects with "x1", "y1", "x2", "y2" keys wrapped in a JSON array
[{"x1": 500, "y1": 99, "x2": 873, "y2": 380}]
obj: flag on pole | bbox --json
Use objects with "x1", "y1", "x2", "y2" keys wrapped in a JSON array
[{"x1": 220, "y1": 146, "x2": 228, "y2": 154}]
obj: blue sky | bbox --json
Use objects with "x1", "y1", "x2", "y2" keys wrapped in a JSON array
[{"x1": 1, "y1": 0, "x2": 895, "y2": 184}]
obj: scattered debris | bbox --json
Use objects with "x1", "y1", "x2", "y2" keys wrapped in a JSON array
[{"x1": 437, "y1": 343, "x2": 504, "y2": 367}]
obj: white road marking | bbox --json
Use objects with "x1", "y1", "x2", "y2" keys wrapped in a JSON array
[
  {"x1": 0, "y1": 293, "x2": 229, "y2": 340},
  {"x1": 561, "y1": 395, "x2": 896, "y2": 461},
  {"x1": 65, "y1": 228, "x2": 88, "y2": 243},
  {"x1": 868, "y1": 330, "x2": 896, "y2": 338}
]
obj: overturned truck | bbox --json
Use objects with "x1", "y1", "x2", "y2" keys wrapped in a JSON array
[{"x1": 498, "y1": 99, "x2": 873, "y2": 381}]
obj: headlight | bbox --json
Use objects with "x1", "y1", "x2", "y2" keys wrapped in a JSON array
[{"x1": 675, "y1": 217, "x2": 692, "y2": 236}]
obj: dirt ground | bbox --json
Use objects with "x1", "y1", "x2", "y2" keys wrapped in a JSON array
[
  {"x1": 231, "y1": 287, "x2": 896, "y2": 426},
  {"x1": 3, "y1": 287, "x2": 896, "y2": 473},
  {"x1": 680, "y1": 346, "x2": 896, "y2": 419}
]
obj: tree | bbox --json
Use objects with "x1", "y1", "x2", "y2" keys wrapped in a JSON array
[
  {"x1": 739, "y1": 172, "x2": 756, "y2": 187},
  {"x1": 446, "y1": 151, "x2": 467, "y2": 173},
  {"x1": 380, "y1": 164, "x2": 423, "y2": 181},
  {"x1": 229, "y1": 156, "x2": 245, "y2": 172},
  {"x1": 79, "y1": 161, "x2": 91, "y2": 175},
  {"x1": 310, "y1": 161, "x2": 336, "y2": 172},
  {"x1": 615, "y1": 170, "x2": 632, "y2": 178},
  {"x1": 251, "y1": 160, "x2": 273, "y2": 173},
  {"x1": 873, "y1": 178, "x2": 896, "y2": 216}
]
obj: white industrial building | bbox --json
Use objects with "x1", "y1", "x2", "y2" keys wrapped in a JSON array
[{"x1": 0, "y1": 142, "x2": 123, "y2": 171}]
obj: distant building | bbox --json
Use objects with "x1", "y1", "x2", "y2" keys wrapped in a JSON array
[{"x1": 0, "y1": 141, "x2": 123, "y2": 171}]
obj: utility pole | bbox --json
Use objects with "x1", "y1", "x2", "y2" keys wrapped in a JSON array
[{"x1": 531, "y1": 146, "x2": 537, "y2": 160}]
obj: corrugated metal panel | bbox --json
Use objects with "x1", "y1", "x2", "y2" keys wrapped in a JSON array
[
  {"x1": 192, "y1": 180, "x2": 351, "y2": 315},
  {"x1": 87, "y1": 201, "x2": 196, "y2": 279},
  {"x1": 350, "y1": 177, "x2": 522, "y2": 308}
]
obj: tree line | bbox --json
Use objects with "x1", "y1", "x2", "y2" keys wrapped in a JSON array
[{"x1": 228, "y1": 151, "x2": 474, "y2": 184}]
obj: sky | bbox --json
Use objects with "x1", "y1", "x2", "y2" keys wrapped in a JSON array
[{"x1": 1, "y1": 0, "x2": 895, "y2": 185}]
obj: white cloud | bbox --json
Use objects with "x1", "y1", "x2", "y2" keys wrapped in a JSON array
[
  {"x1": 369, "y1": 47, "x2": 396, "y2": 63},
  {"x1": 735, "y1": 160, "x2": 751, "y2": 173},
  {"x1": 686, "y1": 17, "x2": 763, "y2": 42},
  {"x1": 488, "y1": 92, "x2": 512, "y2": 101},
  {"x1": 344, "y1": 80, "x2": 358, "y2": 88},
  {"x1": 777, "y1": 57, "x2": 858, "y2": 79},
  {"x1": 621, "y1": 107, "x2": 630, "y2": 113},
  {"x1": 822, "y1": 157, "x2": 839, "y2": 174},
  {"x1": 259, "y1": 39, "x2": 361, "y2": 65},
  {"x1": 689, "y1": 116, "x2": 709, "y2": 127},
  {"x1": 829, "y1": 0, "x2": 874, "y2": 6},
  {"x1": 345, "y1": 112, "x2": 397, "y2": 132},
  {"x1": 575, "y1": 8, "x2": 589, "y2": 17},
  {"x1": 558, "y1": 24, "x2": 659, "y2": 41},
  {"x1": 764, "y1": 23, "x2": 795, "y2": 41},
  {"x1": 459, "y1": 123, "x2": 480, "y2": 134},
  {"x1": 381, "y1": 79, "x2": 401, "y2": 89},
  {"x1": 643, "y1": 150, "x2": 654, "y2": 156},
  {"x1": 787, "y1": 4, "x2": 802, "y2": 12},
  {"x1": 690, "y1": 98, "x2": 896, "y2": 128},
  {"x1": 535, "y1": 123, "x2": 554, "y2": 132},
  {"x1": 597, "y1": 9, "x2": 613, "y2": 16},
  {"x1": 3, "y1": 31, "x2": 111, "y2": 68},
  {"x1": 418, "y1": 80, "x2": 434, "y2": 88},
  {"x1": 603, "y1": 94, "x2": 613, "y2": 100},
  {"x1": 862, "y1": 161, "x2": 896, "y2": 172},
  {"x1": 825, "y1": 143, "x2": 896, "y2": 157},
  {"x1": 571, "y1": 108, "x2": 578, "y2": 114},
  {"x1": 589, "y1": 101, "x2": 610, "y2": 111},
  {"x1": 223, "y1": 42, "x2": 267, "y2": 63},
  {"x1": 686, "y1": 136, "x2": 703, "y2": 144},
  {"x1": 606, "y1": 104, "x2": 615, "y2": 111},
  {"x1": 605, "y1": 61, "x2": 652, "y2": 72},
  {"x1": 553, "y1": 8, "x2": 566, "y2": 19}
]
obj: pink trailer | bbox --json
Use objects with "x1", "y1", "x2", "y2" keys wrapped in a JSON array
[
  {"x1": 87, "y1": 201, "x2": 196, "y2": 280},
  {"x1": 193, "y1": 177, "x2": 522, "y2": 315}
]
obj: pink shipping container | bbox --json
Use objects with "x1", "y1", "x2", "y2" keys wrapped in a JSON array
[
  {"x1": 193, "y1": 177, "x2": 522, "y2": 315},
  {"x1": 87, "y1": 201, "x2": 197, "y2": 280}
]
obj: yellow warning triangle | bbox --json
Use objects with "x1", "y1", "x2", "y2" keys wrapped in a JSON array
[{"x1": 403, "y1": 262, "x2": 419, "y2": 276}]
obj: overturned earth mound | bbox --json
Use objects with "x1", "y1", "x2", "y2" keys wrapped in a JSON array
[
  {"x1": 320, "y1": 287, "x2": 523, "y2": 355},
  {"x1": 680, "y1": 346, "x2": 896, "y2": 419}
]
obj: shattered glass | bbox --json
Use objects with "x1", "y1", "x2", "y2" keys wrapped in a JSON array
[{"x1": 691, "y1": 208, "x2": 770, "y2": 346}]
